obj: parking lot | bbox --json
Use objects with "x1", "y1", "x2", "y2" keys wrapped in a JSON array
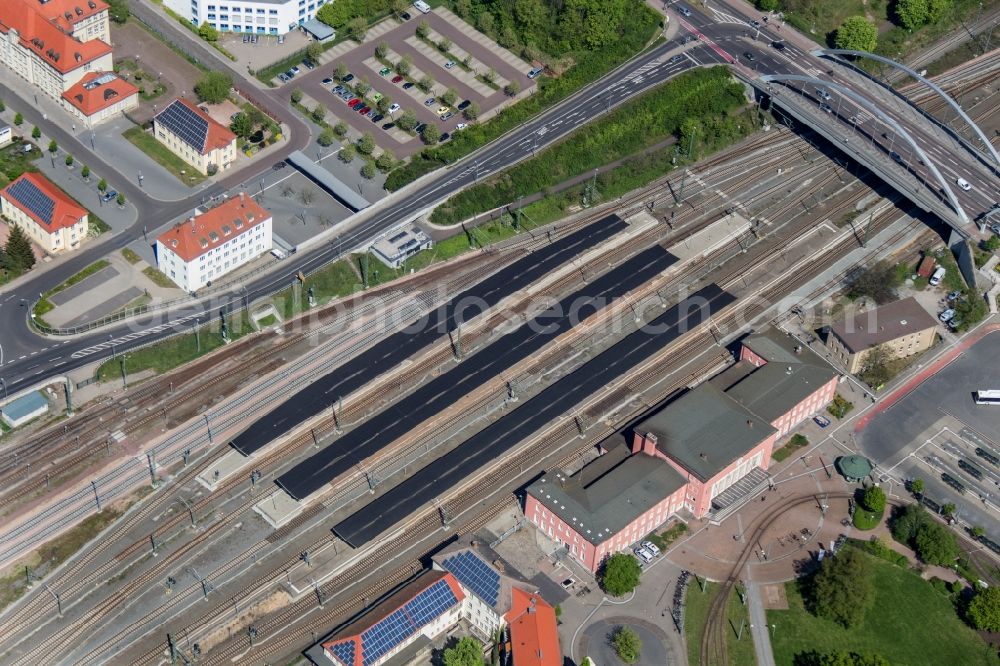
[
  {"x1": 283, "y1": 7, "x2": 536, "y2": 157},
  {"x1": 859, "y1": 329, "x2": 1000, "y2": 539}
]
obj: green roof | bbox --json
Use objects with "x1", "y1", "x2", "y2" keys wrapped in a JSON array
[
  {"x1": 836, "y1": 455, "x2": 873, "y2": 480},
  {"x1": 526, "y1": 442, "x2": 686, "y2": 545},
  {"x1": 634, "y1": 383, "x2": 776, "y2": 482}
]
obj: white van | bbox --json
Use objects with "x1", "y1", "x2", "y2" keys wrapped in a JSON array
[
  {"x1": 413, "y1": 0, "x2": 431, "y2": 14},
  {"x1": 929, "y1": 266, "x2": 945, "y2": 286},
  {"x1": 270, "y1": 248, "x2": 286, "y2": 260}
]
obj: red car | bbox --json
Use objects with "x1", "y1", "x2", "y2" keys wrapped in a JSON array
[
  {"x1": 347, "y1": 98, "x2": 361, "y2": 107},
  {"x1": 392, "y1": 75, "x2": 404, "y2": 84},
  {"x1": 358, "y1": 105, "x2": 371, "y2": 114}
]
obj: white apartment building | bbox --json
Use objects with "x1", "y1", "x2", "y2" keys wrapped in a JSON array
[
  {"x1": 156, "y1": 193, "x2": 272, "y2": 292},
  {"x1": 0, "y1": 172, "x2": 89, "y2": 255},
  {"x1": 163, "y1": 0, "x2": 331, "y2": 35}
]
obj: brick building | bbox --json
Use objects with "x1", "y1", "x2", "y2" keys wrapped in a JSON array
[
  {"x1": 525, "y1": 328, "x2": 838, "y2": 573},
  {"x1": 825, "y1": 297, "x2": 938, "y2": 374},
  {"x1": 0, "y1": 172, "x2": 88, "y2": 254}
]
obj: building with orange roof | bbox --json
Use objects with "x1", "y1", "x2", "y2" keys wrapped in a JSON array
[
  {"x1": 506, "y1": 588, "x2": 561, "y2": 666},
  {"x1": 62, "y1": 71, "x2": 138, "y2": 128},
  {"x1": 0, "y1": 172, "x2": 89, "y2": 254},
  {"x1": 0, "y1": 0, "x2": 113, "y2": 102},
  {"x1": 153, "y1": 98, "x2": 238, "y2": 176},
  {"x1": 34, "y1": 0, "x2": 111, "y2": 43},
  {"x1": 155, "y1": 193, "x2": 271, "y2": 292},
  {"x1": 320, "y1": 570, "x2": 466, "y2": 666}
]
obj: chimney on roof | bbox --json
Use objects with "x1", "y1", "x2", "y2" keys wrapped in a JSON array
[
  {"x1": 239, "y1": 191, "x2": 245, "y2": 207},
  {"x1": 699, "y1": 452, "x2": 708, "y2": 461},
  {"x1": 631, "y1": 431, "x2": 658, "y2": 457},
  {"x1": 189, "y1": 216, "x2": 196, "y2": 233}
]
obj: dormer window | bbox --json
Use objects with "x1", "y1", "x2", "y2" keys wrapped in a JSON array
[
  {"x1": 222, "y1": 224, "x2": 231, "y2": 236},
  {"x1": 209, "y1": 231, "x2": 219, "y2": 242},
  {"x1": 199, "y1": 237, "x2": 209, "y2": 248}
]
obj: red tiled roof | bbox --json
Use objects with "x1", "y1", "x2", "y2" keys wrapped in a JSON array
[
  {"x1": 157, "y1": 193, "x2": 269, "y2": 263},
  {"x1": 506, "y1": 588, "x2": 561, "y2": 666},
  {"x1": 35, "y1": 0, "x2": 109, "y2": 32},
  {"x1": 156, "y1": 98, "x2": 237, "y2": 155},
  {"x1": 1, "y1": 172, "x2": 87, "y2": 232},
  {"x1": 0, "y1": 0, "x2": 112, "y2": 74},
  {"x1": 62, "y1": 71, "x2": 138, "y2": 117}
]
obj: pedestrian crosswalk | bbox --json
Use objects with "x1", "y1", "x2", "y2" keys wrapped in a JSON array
[
  {"x1": 709, "y1": 8, "x2": 749, "y2": 26},
  {"x1": 71, "y1": 313, "x2": 202, "y2": 359}
]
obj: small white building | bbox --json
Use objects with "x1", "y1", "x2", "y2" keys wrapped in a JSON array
[
  {"x1": 153, "y1": 98, "x2": 238, "y2": 176},
  {"x1": 1, "y1": 391, "x2": 49, "y2": 428},
  {"x1": 371, "y1": 224, "x2": 432, "y2": 269},
  {"x1": 162, "y1": 0, "x2": 331, "y2": 35},
  {"x1": 0, "y1": 124, "x2": 11, "y2": 148},
  {"x1": 0, "y1": 172, "x2": 89, "y2": 254},
  {"x1": 156, "y1": 193, "x2": 272, "y2": 292}
]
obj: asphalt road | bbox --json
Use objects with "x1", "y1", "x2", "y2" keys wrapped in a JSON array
[
  {"x1": 333, "y1": 283, "x2": 735, "y2": 547},
  {"x1": 229, "y1": 214, "x2": 628, "y2": 455},
  {"x1": 276, "y1": 245, "x2": 678, "y2": 500}
]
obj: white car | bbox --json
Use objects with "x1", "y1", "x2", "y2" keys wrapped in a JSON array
[
  {"x1": 956, "y1": 177, "x2": 972, "y2": 191},
  {"x1": 633, "y1": 546, "x2": 654, "y2": 563},
  {"x1": 939, "y1": 308, "x2": 955, "y2": 322},
  {"x1": 641, "y1": 540, "x2": 660, "y2": 556},
  {"x1": 455, "y1": 123, "x2": 468, "y2": 130},
  {"x1": 388, "y1": 103, "x2": 400, "y2": 114}
]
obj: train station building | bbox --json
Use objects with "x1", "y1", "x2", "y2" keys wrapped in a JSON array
[{"x1": 524, "y1": 328, "x2": 838, "y2": 573}]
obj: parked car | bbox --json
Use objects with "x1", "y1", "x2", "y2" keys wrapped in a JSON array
[
  {"x1": 438, "y1": 132, "x2": 450, "y2": 142},
  {"x1": 358, "y1": 105, "x2": 371, "y2": 114},
  {"x1": 348, "y1": 97, "x2": 361, "y2": 106},
  {"x1": 939, "y1": 308, "x2": 956, "y2": 322},
  {"x1": 414, "y1": 123, "x2": 427, "y2": 133},
  {"x1": 290, "y1": 66, "x2": 300, "y2": 75},
  {"x1": 372, "y1": 92, "x2": 384, "y2": 102},
  {"x1": 444, "y1": 60, "x2": 456, "y2": 69},
  {"x1": 440, "y1": 111, "x2": 454, "y2": 120},
  {"x1": 457, "y1": 99, "x2": 471, "y2": 110},
  {"x1": 527, "y1": 66, "x2": 544, "y2": 79},
  {"x1": 401, "y1": 11, "x2": 412, "y2": 20},
  {"x1": 455, "y1": 123, "x2": 468, "y2": 131},
  {"x1": 424, "y1": 97, "x2": 436, "y2": 106},
  {"x1": 990, "y1": 222, "x2": 1000, "y2": 236},
  {"x1": 402, "y1": 82, "x2": 414, "y2": 89},
  {"x1": 947, "y1": 290, "x2": 962, "y2": 301},
  {"x1": 342, "y1": 73, "x2": 355, "y2": 83},
  {"x1": 101, "y1": 189, "x2": 118, "y2": 203},
  {"x1": 641, "y1": 541, "x2": 660, "y2": 556},
  {"x1": 633, "y1": 546, "x2": 654, "y2": 563},
  {"x1": 392, "y1": 75, "x2": 404, "y2": 84},
  {"x1": 388, "y1": 103, "x2": 400, "y2": 113},
  {"x1": 813, "y1": 415, "x2": 831, "y2": 428},
  {"x1": 333, "y1": 85, "x2": 345, "y2": 93},
  {"x1": 371, "y1": 113, "x2": 384, "y2": 123},
  {"x1": 366, "y1": 109, "x2": 376, "y2": 118},
  {"x1": 436, "y1": 106, "x2": 449, "y2": 115},
  {"x1": 278, "y1": 73, "x2": 290, "y2": 83},
  {"x1": 284, "y1": 70, "x2": 296, "y2": 79},
  {"x1": 302, "y1": 59, "x2": 315, "y2": 70},
  {"x1": 379, "y1": 66, "x2": 392, "y2": 76},
  {"x1": 948, "y1": 318, "x2": 962, "y2": 331},
  {"x1": 322, "y1": 77, "x2": 334, "y2": 85},
  {"x1": 381, "y1": 122, "x2": 396, "y2": 130}
]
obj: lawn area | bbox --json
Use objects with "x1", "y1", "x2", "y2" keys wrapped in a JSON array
[
  {"x1": 257, "y1": 313, "x2": 278, "y2": 327},
  {"x1": 121, "y1": 248, "x2": 142, "y2": 264},
  {"x1": 685, "y1": 582, "x2": 755, "y2": 666},
  {"x1": 122, "y1": 126, "x2": 207, "y2": 185},
  {"x1": 94, "y1": 311, "x2": 253, "y2": 382},
  {"x1": 772, "y1": 433, "x2": 810, "y2": 463},
  {"x1": 0, "y1": 141, "x2": 40, "y2": 187},
  {"x1": 777, "y1": 0, "x2": 869, "y2": 43},
  {"x1": 33, "y1": 259, "x2": 110, "y2": 325},
  {"x1": 142, "y1": 266, "x2": 177, "y2": 289},
  {"x1": 271, "y1": 258, "x2": 359, "y2": 320},
  {"x1": 768, "y1": 551, "x2": 998, "y2": 666}
]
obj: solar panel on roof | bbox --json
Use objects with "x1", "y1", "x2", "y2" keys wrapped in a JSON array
[
  {"x1": 442, "y1": 552, "x2": 500, "y2": 607},
  {"x1": 404, "y1": 578, "x2": 459, "y2": 625},
  {"x1": 362, "y1": 608, "x2": 413, "y2": 663},
  {"x1": 7, "y1": 178, "x2": 55, "y2": 226},
  {"x1": 156, "y1": 101, "x2": 209, "y2": 152},
  {"x1": 328, "y1": 639, "x2": 356, "y2": 666}
]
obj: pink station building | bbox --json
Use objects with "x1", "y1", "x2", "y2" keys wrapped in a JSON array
[{"x1": 524, "y1": 328, "x2": 838, "y2": 572}]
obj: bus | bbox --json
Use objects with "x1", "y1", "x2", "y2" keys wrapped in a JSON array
[{"x1": 975, "y1": 390, "x2": 1000, "y2": 405}]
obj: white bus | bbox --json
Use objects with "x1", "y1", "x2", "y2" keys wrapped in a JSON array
[{"x1": 975, "y1": 390, "x2": 1000, "y2": 405}]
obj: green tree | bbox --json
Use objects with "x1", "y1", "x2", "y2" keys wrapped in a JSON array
[
  {"x1": 483, "y1": 67, "x2": 497, "y2": 84},
  {"x1": 65, "y1": 154, "x2": 74, "y2": 167},
  {"x1": 896, "y1": 0, "x2": 929, "y2": 30},
  {"x1": 811, "y1": 547, "x2": 874, "y2": 628},
  {"x1": 5, "y1": 224, "x2": 35, "y2": 271},
  {"x1": 194, "y1": 71, "x2": 232, "y2": 104},
  {"x1": 927, "y1": 0, "x2": 952, "y2": 22},
  {"x1": 756, "y1": 0, "x2": 779, "y2": 11},
  {"x1": 416, "y1": 19, "x2": 430, "y2": 39},
  {"x1": 862, "y1": 485, "x2": 886, "y2": 513},
  {"x1": 347, "y1": 16, "x2": 367, "y2": 41},
  {"x1": 968, "y1": 586, "x2": 1000, "y2": 632},
  {"x1": 984, "y1": 235, "x2": 1000, "y2": 252},
  {"x1": 291, "y1": 87, "x2": 304, "y2": 103},
  {"x1": 376, "y1": 96, "x2": 392, "y2": 114},
  {"x1": 335, "y1": 62, "x2": 349, "y2": 80},
  {"x1": 0, "y1": 99, "x2": 5, "y2": 112},
  {"x1": 835, "y1": 17, "x2": 878, "y2": 52},
  {"x1": 417, "y1": 75, "x2": 434, "y2": 92},
  {"x1": 463, "y1": 102, "x2": 480, "y2": 121},
  {"x1": 375, "y1": 40, "x2": 390, "y2": 59},
  {"x1": 357, "y1": 132, "x2": 375, "y2": 155},
  {"x1": 339, "y1": 144, "x2": 356, "y2": 163},
  {"x1": 942, "y1": 502, "x2": 957, "y2": 518},
  {"x1": 817, "y1": 652, "x2": 890, "y2": 666},
  {"x1": 859, "y1": 343, "x2": 893, "y2": 387},
  {"x1": 914, "y1": 521, "x2": 959, "y2": 565},
  {"x1": 317, "y1": 128, "x2": 335, "y2": 147},
  {"x1": 441, "y1": 87, "x2": 458, "y2": 106},
  {"x1": 13, "y1": 112, "x2": 22, "y2": 126},
  {"x1": 438, "y1": 37, "x2": 453, "y2": 53},
  {"x1": 106, "y1": 0, "x2": 129, "y2": 22},
  {"x1": 392, "y1": 0, "x2": 409, "y2": 19},
  {"x1": 360, "y1": 160, "x2": 376, "y2": 179},
  {"x1": 890, "y1": 503, "x2": 928, "y2": 543},
  {"x1": 198, "y1": 21, "x2": 219, "y2": 42},
  {"x1": 504, "y1": 80, "x2": 521, "y2": 96},
  {"x1": 599, "y1": 553, "x2": 642, "y2": 596},
  {"x1": 230, "y1": 112, "x2": 254, "y2": 138},
  {"x1": 355, "y1": 77, "x2": 372, "y2": 96},
  {"x1": 306, "y1": 41, "x2": 323, "y2": 62},
  {"x1": 334, "y1": 121, "x2": 349, "y2": 137},
  {"x1": 971, "y1": 525, "x2": 986, "y2": 539},
  {"x1": 397, "y1": 109, "x2": 418, "y2": 131},
  {"x1": 98, "y1": 177, "x2": 108, "y2": 193},
  {"x1": 953, "y1": 290, "x2": 988, "y2": 331},
  {"x1": 375, "y1": 149, "x2": 395, "y2": 172},
  {"x1": 312, "y1": 103, "x2": 327, "y2": 122},
  {"x1": 847, "y1": 261, "x2": 900, "y2": 304},
  {"x1": 421, "y1": 123, "x2": 441, "y2": 144},
  {"x1": 910, "y1": 478, "x2": 924, "y2": 496},
  {"x1": 396, "y1": 54, "x2": 412, "y2": 76},
  {"x1": 116, "y1": 192, "x2": 126, "y2": 206},
  {"x1": 48, "y1": 139, "x2": 57, "y2": 153},
  {"x1": 442, "y1": 636, "x2": 484, "y2": 666},
  {"x1": 31, "y1": 126, "x2": 41, "y2": 139},
  {"x1": 612, "y1": 626, "x2": 641, "y2": 664},
  {"x1": 81, "y1": 165, "x2": 90, "y2": 179}
]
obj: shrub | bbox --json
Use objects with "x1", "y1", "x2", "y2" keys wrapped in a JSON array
[
  {"x1": 291, "y1": 88, "x2": 303, "y2": 103},
  {"x1": 81, "y1": 165, "x2": 90, "y2": 179},
  {"x1": 360, "y1": 161, "x2": 376, "y2": 179},
  {"x1": 65, "y1": 154, "x2": 74, "y2": 167},
  {"x1": 612, "y1": 626, "x2": 641, "y2": 664},
  {"x1": 827, "y1": 394, "x2": 853, "y2": 419},
  {"x1": 317, "y1": 128, "x2": 335, "y2": 147},
  {"x1": 13, "y1": 112, "x2": 22, "y2": 126},
  {"x1": 862, "y1": 485, "x2": 886, "y2": 513},
  {"x1": 116, "y1": 192, "x2": 126, "y2": 206},
  {"x1": 31, "y1": 126, "x2": 41, "y2": 139}
]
